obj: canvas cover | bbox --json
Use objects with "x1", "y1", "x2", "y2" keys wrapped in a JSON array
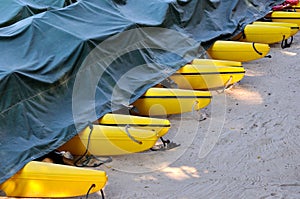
[
  {"x1": 0, "y1": 0, "x2": 283, "y2": 183},
  {"x1": 0, "y1": 0, "x2": 69, "y2": 28}
]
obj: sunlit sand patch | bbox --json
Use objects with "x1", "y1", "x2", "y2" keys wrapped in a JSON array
[
  {"x1": 245, "y1": 69, "x2": 265, "y2": 77},
  {"x1": 226, "y1": 88, "x2": 263, "y2": 105},
  {"x1": 134, "y1": 175, "x2": 158, "y2": 182},
  {"x1": 162, "y1": 166, "x2": 200, "y2": 180},
  {"x1": 280, "y1": 50, "x2": 297, "y2": 56}
]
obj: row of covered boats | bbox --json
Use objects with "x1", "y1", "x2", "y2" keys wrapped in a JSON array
[{"x1": 1, "y1": 1, "x2": 300, "y2": 198}]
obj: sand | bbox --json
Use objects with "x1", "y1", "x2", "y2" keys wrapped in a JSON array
[{"x1": 1, "y1": 34, "x2": 300, "y2": 199}]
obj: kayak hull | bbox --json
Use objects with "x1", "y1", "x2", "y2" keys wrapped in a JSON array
[
  {"x1": 207, "y1": 40, "x2": 270, "y2": 62},
  {"x1": 58, "y1": 125, "x2": 162, "y2": 156},
  {"x1": 132, "y1": 87, "x2": 212, "y2": 116},
  {"x1": 98, "y1": 113, "x2": 171, "y2": 137},
  {"x1": 191, "y1": 59, "x2": 242, "y2": 67},
  {"x1": 170, "y1": 64, "x2": 245, "y2": 90},
  {"x1": 266, "y1": 11, "x2": 300, "y2": 26},
  {"x1": 233, "y1": 24, "x2": 292, "y2": 44},
  {"x1": 252, "y1": 21, "x2": 299, "y2": 36},
  {"x1": 0, "y1": 161, "x2": 107, "y2": 198}
]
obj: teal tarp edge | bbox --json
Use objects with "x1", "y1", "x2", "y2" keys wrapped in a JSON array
[{"x1": 0, "y1": 0, "x2": 283, "y2": 184}]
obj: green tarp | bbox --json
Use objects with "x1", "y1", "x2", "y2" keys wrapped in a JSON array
[
  {"x1": 0, "y1": 0, "x2": 68, "y2": 28},
  {"x1": 0, "y1": 0, "x2": 283, "y2": 184}
]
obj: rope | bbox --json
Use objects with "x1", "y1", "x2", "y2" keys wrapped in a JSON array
[
  {"x1": 264, "y1": 54, "x2": 272, "y2": 58},
  {"x1": 74, "y1": 122, "x2": 112, "y2": 167},
  {"x1": 160, "y1": 137, "x2": 170, "y2": 147},
  {"x1": 86, "y1": 184, "x2": 96, "y2": 199},
  {"x1": 74, "y1": 122, "x2": 94, "y2": 167},
  {"x1": 192, "y1": 100, "x2": 199, "y2": 119},
  {"x1": 125, "y1": 125, "x2": 143, "y2": 144},
  {"x1": 281, "y1": 35, "x2": 286, "y2": 48},
  {"x1": 100, "y1": 189, "x2": 105, "y2": 199},
  {"x1": 282, "y1": 36, "x2": 293, "y2": 49},
  {"x1": 192, "y1": 100, "x2": 207, "y2": 121},
  {"x1": 224, "y1": 76, "x2": 233, "y2": 89},
  {"x1": 252, "y1": 42, "x2": 263, "y2": 55},
  {"x1": 192, "y1": 100, "x2": 199, "y2": 110},
  {"x1": 216, "y1": 75, "x2": 233, "y2": 94}
]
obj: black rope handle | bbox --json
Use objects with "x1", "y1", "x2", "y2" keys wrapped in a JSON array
[
  {"x1": 160, "y1": 137, "x2": 171, "y2": 147},
  {"x1": 86, "y1": 184, "x2": 96, "y2": 199},
  {"x1": 100, "y1": 189, "x2": 105, "y2": 199},
  {"x1": 74, "y1": 122, "x2": 94, "y2": 167},
  {"x1": 252, "y1": 42, "x2": 263, "y2": 55},
  {"x1": 281, "y1": 35, "x2": 287, "y2": 49},
  {"x1": 282, "y1": 35, "x2": 293, "y2": 49},
  {"x1": 85, "y1": 185, "x2": 106, "y2": 199}
]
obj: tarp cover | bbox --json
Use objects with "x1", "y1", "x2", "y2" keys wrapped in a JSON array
[
  {"x1": 0, "y1": 0, "x2": 283, "y2": 183},
  {"x1": 0, "y1": 0, "x2": 67, "y2": 28}
]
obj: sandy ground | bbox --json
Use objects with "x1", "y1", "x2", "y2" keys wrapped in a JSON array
[{"x1": 1, "y1": 34, "x2": 300, "y2": 199}]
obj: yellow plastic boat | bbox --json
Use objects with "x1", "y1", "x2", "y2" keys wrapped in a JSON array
[
  {"x1": 207, "y1": 40, "x2": 270, "y2": 62},
  {"x1": 265, "y1": 11, "x2": 300, "y2": 26},
  {"x1": 131, "y1": 87, "x2": 212, "y2": 116},
  {"x1": 232, "y1": 24, "x2": 292, "y2": 44},
  {"x1": 0, "y1": 161, "x2": 107, "y2": 198},
  {"x1": 170, "y1": 64, "x2": 245, "y2": 90},
  {"x1": 58, "y1": 125, "x2": 165, "y2": 156},
  {"x1": 252, "y1": 21, "x2": 299, "y2": 36},
  {"x1": 290, "y1": 3, "x2": 300, "y2": 11},
  {"x1": 191, "y1": 59, "x2": 242, "y2": 67},
  {"x1": 97, "y1": 113, "x2": 171, "y2": 137}
]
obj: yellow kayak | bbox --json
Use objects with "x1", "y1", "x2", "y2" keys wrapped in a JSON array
[
  {"x1": 291, "y1": 3, "x2": 300, "y2": 11},
  {"x1": 0, "y1": 161, "x2": 107, "y2": 198},
  {"x1": 265, "y1": 11, "x2": 300, "y2": 26},
  {"x1": 132, "y1": 87, "x2": 212, "y2": 116},
  {"x1": 58, "y1": 124, "x2": 165, "y2": 156},
  {"x1": 97, "y1": 113, "x2": 171, "y2": 137},
  {"x1": 252, "y1": 21, "x2": 299, "y2": 36},
  {"x1": 207, "y1": 40, "x2": 270, "y2": 62},
  {"x1": 232, "y1": 24, "x2": 292, "y2": 44},
  {"x1": 170, "y1": 64, "x2": 245, "y2": 90},
  {"x1": 191, "y1": 58, "x2": 242, "y2": 67}
]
